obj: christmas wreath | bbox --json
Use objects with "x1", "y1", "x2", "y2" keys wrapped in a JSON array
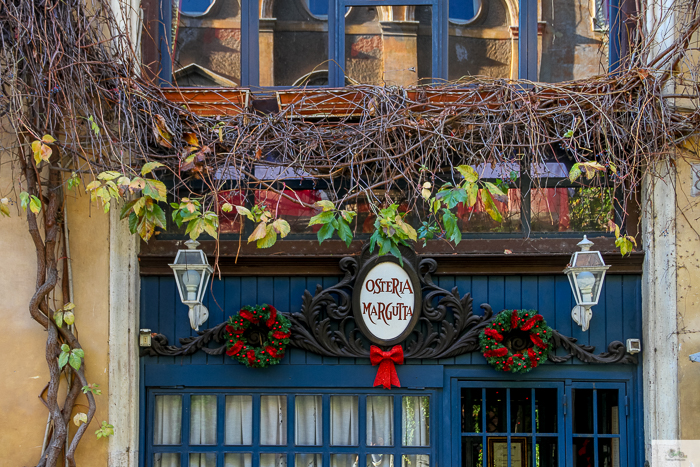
[
  {"x1": 224, "y1": 304, "x2": 291, "y2": 368},
  {"x1": 479, "y1": 309, "x2": 553, "y2": 373}
]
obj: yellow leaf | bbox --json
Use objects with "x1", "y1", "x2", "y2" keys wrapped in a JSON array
[
  {"x1": 272, "y1": 219, "x2": 291, "y2": 238},
  {"x1": 184, "y1": 132, "x2": 200, "y2": 148},
  {"x1": 153, "y1": 115, "x2": 174, "y2": 149},
  {"x1": 42, "y1": 134, "x2": 56, "y2": 144},
  {"x1": 221, "y1": 203, "x2": 233, "y2": 213},
  {"x1": 314, "y1": 200, "x2": 335, "y2": 212},
  {"x1": 73, "y1": 413, "x2": 88, "y2": 427},
  {"x1": 248, "y1": 222, "x2": 268, "y2": 243}
]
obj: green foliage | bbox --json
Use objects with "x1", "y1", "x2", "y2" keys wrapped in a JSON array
[
  {"x1": 82, "y1": 383, "x2": 102, "y2": 396},
  {"x1": 19, "y1": 191, "x2": 42, "y2": 214},
  {"x1": 236, "y1": 204, "x2": 290, "y2": 248},
  {"x1": 610, "y1": 221, "x2": 637, "y2": 256},
  {"x1": 67, "y1": 172, "x2": 81, "y2": 191},
  {"x1": 53, "y1": 302, "x2": 76, "y2": 328},
  {"x1": 308, "y1": 200, "x2": 357, "y2": 247},
  {"x1": 368, "y1": 204, "x2": 416, "y2": 265},
  {"x1": 87, "y1": 115, "x2": 100, "y2": 136},
  {"x1": 58, "y1": 344, "x2": 84, "y2": 371},
  {"x1": 31, "y1": 135, "x2": 56, "y2": 166},
  {"x1": 568, "y1": 187, "x2": 614, "y2": 231},
  {"x1": 95, "y1": 421, "x2": 114, "y2": 439}
]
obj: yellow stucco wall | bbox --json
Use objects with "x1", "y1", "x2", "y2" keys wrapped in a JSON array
[
  {"x1": 677, "y1": 149, "x2": 700, "y2": 439},
  {"x1": 0, "y1": 135, "x2": 110, "y2": 465}
]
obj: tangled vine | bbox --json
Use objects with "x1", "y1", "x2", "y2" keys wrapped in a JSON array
[{"x1": 1, "y1": 0, "x2": 700, "y2": 463}]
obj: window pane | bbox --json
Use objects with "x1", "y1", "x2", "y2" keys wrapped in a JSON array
[
  {"x1": 597, "y1": 389, "x2": 620, "y2": 434},
  {"x1": 225, "y1": 395, "x2": 253, "y2": 445},
  {"x1": 449, "y1": 2, "x2": 514, "y2": 79},
  {"x1": 191, "y1": 395, "x2": 217, "y2": 445},
  {"x1": 331, "y1": 454, "x2": 360, "y2": 467},
  {"x1": 154, "y1": 453, "x2": 181, "y2": 467},
  {"x1": 530, "y1": 187, "x2": 613, "y2": 232},
  {"x1": 402, "y1": 396, "x2": 429, "y2": 446},
  {"x1": 261, "y1": 453, "x2": 288, "y2": 467},
  {"x1": 485, "y1": 388, "x2": 506, "y2": 433},
  {"x1": 296, "y1": 395, "x2": 322, "y2": 445},
  {"x1": 572, "y1": 389, "x2": 595, "y2": 434},
  {"x1": 173, "y1": 0, "x2": 242, "y2": 87},
  {"x1": 345, "y1": 6, "x2": 433, "y2": 86},
  {"x1": 366, "y1": 454, "x2": 394, "y2": 467},
  {"x1": 510, "y1": 388, "x2": 532, "y2": 433},
  {"x1": 402, "y1": 454, "x2": 429, "y2": 467},
  {"x1": 461, "y1": 388, "x2": 482, "y2": 433},
  {"x1": 536, "y1": 436, "x2": 558, "y2": 467},
  {"x1": 154, "y1": 395, "x2": 182, "y2": 445},
  {"x1": 190, "y1": 453, "x2": 217, "y2": 467},
  {"x1": 331, "y1": 395, "x2": 359, "y2": 446},
  {"x1": 225, "y1": 453, "x2": 253, "y2": 467},
  {"x1": 261, "y1": 3, "x2": 328, "y2": 86},
  {"x1": 489, "y1": 437, "x2": 530, "y2": 466},
  {"x1": 457, "y1": 188, "x2": 522, "y2": 233},
  {"x1": 539, "y1": 0, "x2": 609, "y2": 82},
  {"x1": 367, "y1": 396, "x2": 393, "y2": 446},
  {"x1": 599, "y1": 437, "x2": 620, "y2": 467},
  {"x1": 295, "y1": 453, "x2": 322, "y2": 467},
  {"x1": 573, "y1": 437, "x2": 595, "y2": 466},
  {"x1": 536, "y1": 388, "x2": 558, "y2": 433},
  {"x1": 261, "y1": 395, "x2": 288, "y2": 445},
  {"x1": 461, "y1": 436, "x2": 483, "y2": 465}
]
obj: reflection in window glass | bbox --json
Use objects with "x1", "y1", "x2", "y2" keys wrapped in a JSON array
[
  {"x1": 180, "y1": 0, "x2": 215, "y2": 17},
  {"x1": 225, "y1": 395, "x2": 253, "y2": 445},
  {"x1": 402, "y1": 454, "x2": 429, "y2": 467},
  {"x1": 172, "y1": 0, "x2": 242, "y2": 87},
  {"x1": 461, "y1": 388, "x2": 482, "y2": 433},
  {"x1": 536, "y1": 437, "x2": 558, "y2": 467},
  {"x1": 462, "y1": 437, "x2": 483, "y2": 466},
  {"x1": 573, "y1": 437, "x2": 595, "y2": 466},
  {"x1": 367, "y1": 396, "x2": 393, "y2": 446},
  {"x1": 261, "y1": 396, "x2": 287, "y2": 445},
  {"x1": 331, "y1": 454, "x2": 360, "y2": 467},
  {"x1": 296, "y1": 395, "x2": 322, "y2": 445},
  {"x1": 510, "y1": 388, "x2": 532, "y2": 433},
  {"x1": 539, "y1": 0, "x2": 610, "y2": 81},
  {"x1": 331, "y1": 396, "x2": 359, "y2": 446},
  {"x1": 155, "y1": 453, "x2": 181, "y2": 467},
  {"x1": 536, "y1": 388, "x2": 558, "y2": 433},
  {"x1": 305, "y1": 0, "x2": 327, "y2": 17},
  {"x1": 154, "y1": 395, "x2": 182, "y2": 445},
  {"x1": 295, "y1": 453, "x2": 322, "y2": 467},
  {"x1": 366, "y1": 453, "x2": 394, "y2": 467},
  {"x1": 225, "y1": 453, "x2": 252, "y2": 467},
  {"x1": 531, "y1": 187, "x2": 613, "y2": 232},
  {"x1": 599, "y1": 437, "x2": 620, "y2": 467},
  {"x1": 191, "y1": 395, "x2": 217, "y2": 445},
  {"x1": 402, "y1": 396, "x2": 429, "y2": 446},
  {"x1": 457, "y1": 188, "x2": 522, "y2": 233},
  {"x1": 485, "y1": 389, "x2": 506, "y2": 433},
  {"x1": 597, "y1": 389, "x2": 620, "y2": 434},
  {"x1": 190, "y1": 453, "x2": 217, "y2": 467},
  {"x1": 449, "y1": 0, "x2": 514, "y2": 80},
  {"x1": 261, "y1": 2, "x2": 328, "y2": 86},
  {"x1": 573, "y1": 389, "x2": 595, "y2": 434},
  {"x1": 345, "y1": 6, "x2": 433, "y2": 86},
  {"x1": 261, "y1": 453, "x2": 287, "y2": 467}
]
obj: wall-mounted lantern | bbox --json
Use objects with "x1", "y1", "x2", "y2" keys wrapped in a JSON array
[
  {"x1": 169, "y1": 239, "x2": 213, "y2": 331},
  {"x1": 563, "y1": 236, "x2": 610, "y2": 331}
]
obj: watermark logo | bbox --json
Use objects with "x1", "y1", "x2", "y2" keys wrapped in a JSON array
[{"x1": 652, "y1": 441, "x2": 700, "y2": 466}]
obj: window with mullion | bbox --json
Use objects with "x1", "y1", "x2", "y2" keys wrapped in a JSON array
[{"x1": 148, "y1": 389, "x2": 433, "y2": 467}]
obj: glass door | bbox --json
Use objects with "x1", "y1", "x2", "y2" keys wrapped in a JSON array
[{"x1": 451, "y1": 381, "x2": 566, "y2": 467}]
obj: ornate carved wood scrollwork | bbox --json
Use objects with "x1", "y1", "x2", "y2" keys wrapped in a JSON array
[{"x1": 142, "y1": 249, "x2": 636, "y2": 365}]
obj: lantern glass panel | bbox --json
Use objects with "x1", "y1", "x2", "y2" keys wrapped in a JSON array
[
  {"x1": 174, "y1": 250, "x2": 206, "y2": 266},
  {"x1": 197, "y1": 269, "x2": 213, "y2": 303},
  {"x1": 572, "y1": 251, "x2": 604, "y2": 268}
]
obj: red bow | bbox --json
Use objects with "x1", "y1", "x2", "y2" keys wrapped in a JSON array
[{"x1": 370, "y1": 345, "x2": 404, "y2": 389}]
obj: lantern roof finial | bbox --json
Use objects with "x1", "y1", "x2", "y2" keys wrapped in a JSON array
[
  {"x1": 577, "y1": 235, "x2": 594, "y2": 252},
  {"x1": 185, "y1": 239, "x2": 200, "y2": 250}
]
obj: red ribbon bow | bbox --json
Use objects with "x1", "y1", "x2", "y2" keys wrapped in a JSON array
[{"x1": 370, "y1": 345, "x2": 404, "y2": 389}]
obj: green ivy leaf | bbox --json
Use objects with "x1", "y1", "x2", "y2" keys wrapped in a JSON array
[
  {"x1": 54, "y1": 311, "x2": 63, "y2": 328},
  {"x1": 308, "y1": 211, "x2": 335, "y2": 226},
  {"x1": 58, "y1": 351, "x2": 69, "y2": 369},
  {"x1": 63, "y1": 311, "x2": 75, "y2": 326},
  {"x1": 442, "y1": 210, "x2": 461, "y2": 245},
  {"x1": 29, "y1": 195, "x2": 42, "y2": 214},
  {"x1": 68, "y1": 353, "x2": 81, "y2": 370},
  {"x1": 317, "y1": 222, "x2": 335, "y2": 244},
  {"x1": 456, "y1": 165, "x2": 479, "y2": 183},
  {"x1": 97, "y1": 171, "x2": 121, "y2": 181},
  {"x1": 336, "y1": 217, "x2": 353, "y2": 247},
  {"x1": 19, "y1": 192, "x2": 30, "y2": 211},
  {"x1": 257, "y1": 224, "x2": 278, "y2": 249},
  {"x1": 72, "y1": 348, "x2": 85, "y2": 359},
  {"x1": 143, "y1": 180, "x2": 167, "y2": 202},
  {"x1": 569, "y1": 163, "x2": 582, "y2": 183}
]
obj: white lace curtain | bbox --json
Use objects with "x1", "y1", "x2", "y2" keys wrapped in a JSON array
[{"x1": 153, "y1": 394, "x2": 429, "y2": 467}]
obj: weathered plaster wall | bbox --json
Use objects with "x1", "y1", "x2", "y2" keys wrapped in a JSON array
[
  {"x1": 676, "y1": 151, "x2": 700, "y2": 439},
  {"x1": 0, "y1": 135, "x2": 110, "y2": 465}
]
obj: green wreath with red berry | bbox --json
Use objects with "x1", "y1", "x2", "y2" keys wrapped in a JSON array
[
  {"x1": 479, "y1": 309, "x2": 553, "y2": 373},
  {"x1": 224, "y1": 304, "x2": 291, "y2": 368}
]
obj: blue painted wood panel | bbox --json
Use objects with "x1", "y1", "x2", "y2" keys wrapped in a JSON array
[{"x1": 140, "y1": 275, "x2": 642, "y2": 367}]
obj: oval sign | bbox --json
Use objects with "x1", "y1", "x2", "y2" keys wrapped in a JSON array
[{"x1": 352, "y1": 256, "x2": 422, "y2": 346}]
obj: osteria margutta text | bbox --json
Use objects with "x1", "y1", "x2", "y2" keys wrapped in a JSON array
[{"x1": 361, "y1": 277, "x2": 414, "y2": 325}]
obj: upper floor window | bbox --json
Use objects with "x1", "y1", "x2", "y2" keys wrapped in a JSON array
[{"x1": 145, "y1": 0, "x2": 627, "y2": 88}]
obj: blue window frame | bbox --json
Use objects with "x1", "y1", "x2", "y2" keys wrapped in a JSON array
[
  {"x1": 145, "y1": 388, "x2": 437, "y2": 467},
  {"x1": 450, "y1": 380, "x2": 631, "y2": 466},
  {"x1": 156, "y1": 0, "x2": 626, "y2": 86}
]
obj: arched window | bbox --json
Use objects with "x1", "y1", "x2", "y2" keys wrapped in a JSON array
[{"x1": 449, "y1": 0, "x2": 480, "y2": 23}]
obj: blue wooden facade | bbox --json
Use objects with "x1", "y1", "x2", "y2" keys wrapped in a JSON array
[{"x1": 140, "y1": 274, "x2": 644, "y2": 466}]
